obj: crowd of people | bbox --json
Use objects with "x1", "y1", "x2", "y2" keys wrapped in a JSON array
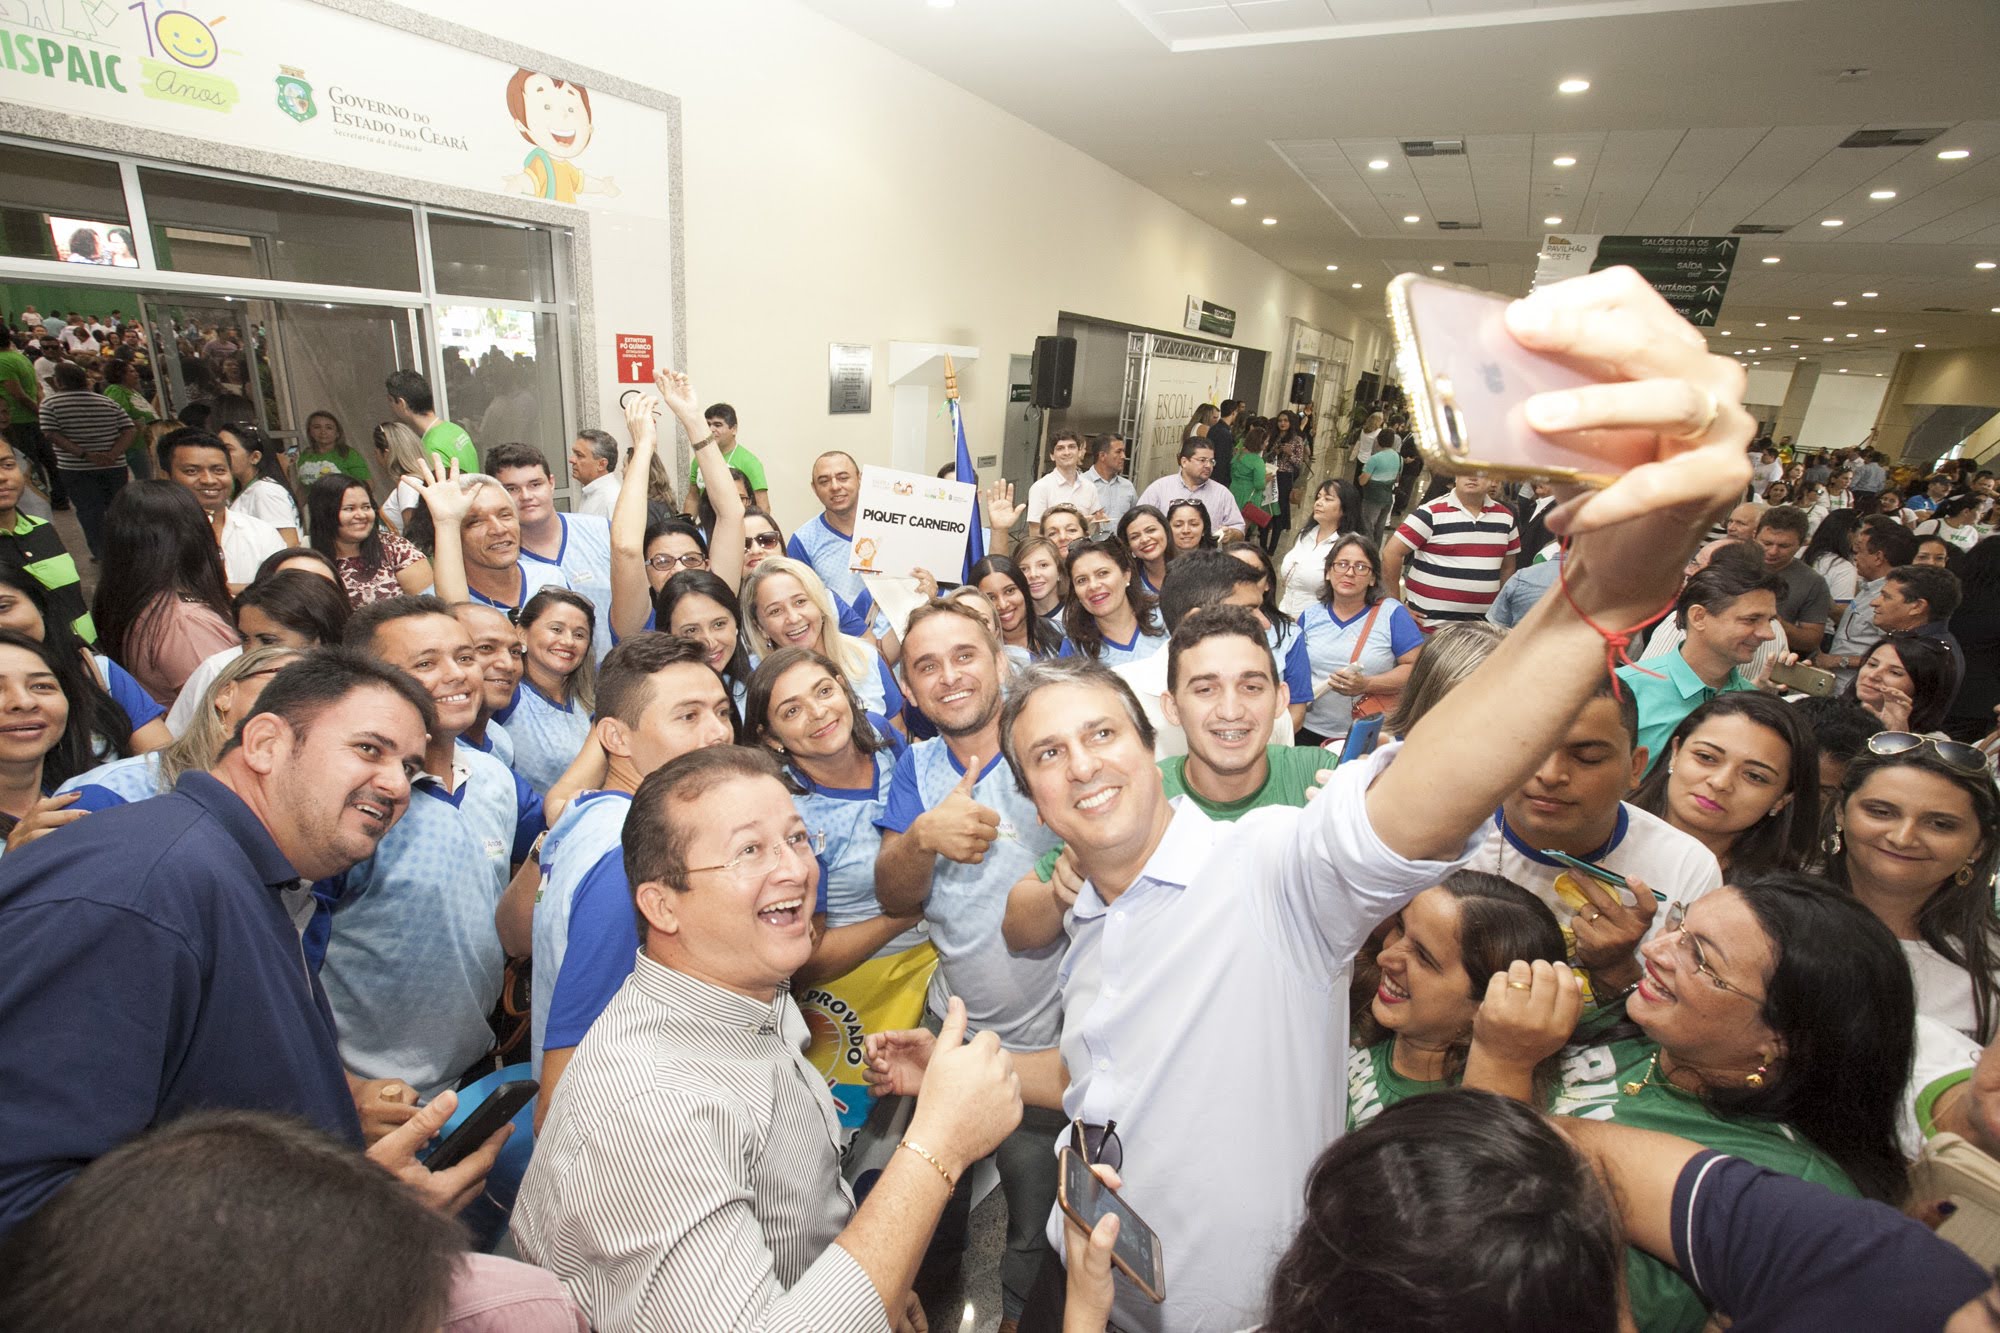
[{"x1": 0, "y1": 267, "x2": 1998, "y2": 1333}]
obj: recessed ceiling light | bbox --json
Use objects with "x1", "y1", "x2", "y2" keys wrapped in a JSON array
[
  {"x1": 1979, "y1": 261, "x2": 1998, "y2": 270},
  {"x1": 1787, "y1": 314, "x2": 1801, "y2": 321},
  {"x1": 1431, "y1": 264, "x2": 1446, "y2": 272},
  {"x1": 1762, "y1": 256, "x2": 1781, "y2": 264},
  {"x1": 1754, "y1": 322, "x2": 1766, "y2": 327},
  {"x1": 1325, "y1": 264, "x2": 1339, "y2": 271},
  {"x1": 1869, "y1": 189, "x2": 1897, "y2": 200},
  {"x1": 1845, "y1": 332, "x2": 1858, "y2": 337},
  {"x1": 1262, "y1": 217, "x2": 1277, "y2": 226},
  {"x1": 1939, "y1": 149, "x2": 1971, "y2": 160},
  {"x1": 1833, "y1": 300, "x2": 1848, "y2": 306},
  {"x1": 1352, "y1": 282, "x2": 1364, "y2": 289},
  {"x1": 1873, "y1": 328, "x2": 1886, "y2": 333},
  {"x1": 1862, "y1": 291, "x2": 1878, "y2": 297},
  {"x1": 1557, "y1": 77, "x2": 1591, "y2": 93},
  {"x1": 1403, "y1": 214, "x2": 1420, "y2": 223},
  {"x1": 1821, "y1": 219, "x2": 1844, "y2": 227},
  {"x1": 1229, "y1": 196, "x2": 1247, "y2": 206},
  {"x1": 1544, "y1": 216, "x2": 1563, "y2": 225},
  {"x1": 1790, "y1": 344, "x2": 1800, "y2": 348},
  {"x1": 1367, "y1": 159, "x2": 1389, "y2": 170},
  {"x1": 1838, "y1": 368, "x2": 1848, "y2": 373},
  {"x1": 1751, "y1": 360, "x2": 1760, "y2": 365},
  {"x1": 1553, "y1": 156, "x2": 1577, "y2": 167},
  {"x1": 1915, "y1": 343, "x2": 1926, "y2": 348},
  {"x1": 1822, "y1": 336, "x2": 1835, "y2": 342}
]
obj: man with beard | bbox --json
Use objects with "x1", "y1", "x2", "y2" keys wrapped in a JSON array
[
  {"x1": 0, "y1": 650, "x2": 508, "y2": 1238},
  {"x1": 874, "y1": 597, "x2": 1065, "y2": 1332},
  {"x1": 322, "y1": 596, "x2": 546, "y2": 1106}
]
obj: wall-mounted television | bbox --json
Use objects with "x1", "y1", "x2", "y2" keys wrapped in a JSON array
[{"x1": 47, "y1": 217, "x2": 138, "y2": 268}]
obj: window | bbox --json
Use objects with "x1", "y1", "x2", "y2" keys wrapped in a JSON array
[
  {"x1": 0, "y1": 143, "x2": 129, "y2": 265},
  {"x1": 137, "y1": 167, "x2": 420, "y2": 290},
  {"x1": 428, "y1": 213, "x2": 556, "y2": 303}
]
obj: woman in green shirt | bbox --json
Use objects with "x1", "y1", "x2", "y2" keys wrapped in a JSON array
[
  {"x1": 1468, "y1": 873, "x2": 1915, "y2": 1333},
  {"x1": 294, "y1": 411, "x2": 372, "y2": 491},
  {"x1": 102, "y1": 359, "x2": 156, "y2": 479},
  {"x1": 1229, "y1": 424, "x2": 1270, "y2": 514},
  {"x1": 1347, "y1": 871, "x2": 1567, "y2": 1130}
]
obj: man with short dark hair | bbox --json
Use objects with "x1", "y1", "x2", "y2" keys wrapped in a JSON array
[
  {"x1": 789, "y1": 449, "x2": 869, "y2": 606},
  {"x1": 1819, "y1": 522, "x2": 1919, "y2": 688},
  {"x1": 451, "y1": 601, "x2": 524, "y2": 766},
  {"x1": 569, "y1": 428, "x2": 622, "y2": 519},
  {"x1": 0, "y1": 650, "x2": 505, "y2": 1238},
  {"x1": 520, "y1": 633, "x2": 735, "y2": 1125},
  {"x1": 1026, "y1": 428, "x2": 1102, "y2": 533},
  {"x1": 681, "y1": 400, "x2": 768, "y2": 515},
  {"x1": 1750, "y1": 443, "x2": 1783, "y2": 497},
  {"x1": 1136, "y1": 437, "x2": 1245, "y2": 541},
  {"x1": 1851, "y1": 449, "x2": 1888, "y2": 513},
  {"x1": 1085, "y1": 434, "x2": 1135, "y2": 536},
  {"x1": 385, "y1": 369, "x2": 477, "y2": 473},
  {"x1": 323, "y1": 598, "x2": 545, "y2": 1103},
  {"x1": 1383, "y1": 472, "x2": 1521, "y2": 628},
  {"x1": 1620, "y1": 563, "x2": 1778, "y2": 768},
  {"x1": 1754, "y1": 505, "x2": 1832, "y2": 653},
  {"x1": 157, "y1": 426, "x2": 282, "y2": 592},
  {"x1": 485, "y1": 441, "x2": 607, "y2": 661},
  {"x1": 1208, "y1": 398, "x2": 1241, "y2": 454},
  {"x1": 1870, "y1": 563, "x2": 1965, "y2": 696},
  {"x1": 514, "y1": 746, "x2": 1023, "y2": 1332}
]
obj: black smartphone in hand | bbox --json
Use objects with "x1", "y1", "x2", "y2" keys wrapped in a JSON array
[{"x1": 423, "y1": 1078, "x2": 537, "y2": 1173}]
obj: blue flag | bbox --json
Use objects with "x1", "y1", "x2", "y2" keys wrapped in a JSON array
[{"x1": 952, "y1": 398, "x2": 983, "y2": 583}]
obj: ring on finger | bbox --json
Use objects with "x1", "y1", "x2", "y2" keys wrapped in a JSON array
[
  {"x1": 1507, "y1": 980, "x2": 1532, "y2": 991},
  {"x1": 1585, "y1": 910, "x2": 1603, "y2": 923},
  {"x1": 1674, "y1": 385, "x2": 1721, "y2": 441}
]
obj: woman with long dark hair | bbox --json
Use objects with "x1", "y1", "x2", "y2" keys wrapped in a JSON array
[
  {"x1": 1116, "y1": 505, "x2": 1174, "y2": 597},
  {"x1": 306, "y1": 473, "x2": 430, "y2": 607},
  {"x1": 0, "y1": 629, "x2": 102, "y2": 850},
  {"x1": 1166, "y1": 498, "x2": 1215, "y2": 553},
  {"x1": 1801, "y1": 508, "x2": 1862, "y2": 603},
  {"x1": 91, "y1": 481, "x2": 237, "y2": 707},
  {"x1": 1278, "y1": 478, "x2": 1361, "y2": 616},
  {"x1": 1944, "y1": 535, "x2": 2000, "y2": 742},
  {"x1": 1824, "y1": 734, "x2": 1999, "y2": 1040},
  {"x1": 1263, "y1": 409, "x2": 1309, "y2": 555},
  {"x1": 1842, "y1": 633, "x2": 1955, "y2": 734},
  {"x1": 656, "y1": 569, "x2": 752, "y2": 717},
  {"x1": 1058, "y1": 539, "x2": 1166, "y2": 665},
  {"x1": 496, "y1": 586, "x2": 598, "y2": 794},
  {"x1": 220, "y1": 423, "x2": 299, "y2": 546},
  {"x1": 1630, "y1": 692, "x2": 1821, "y2": 876},
  {"x1": 1296, "y1": 533, "x2": 1424, "y2": 747},
  {"x1": 0, "y1": 562, "x2": 163, "y2": 757},
  {"x1": 969, "y1": 554, "x2": 1062, "y2": 660},
  {"x1": 295, "y1": 410, "x2": 371, "y2": 490}
]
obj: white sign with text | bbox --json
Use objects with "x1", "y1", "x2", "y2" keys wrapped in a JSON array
[{"x1": 850, "y1": 465, "x2": 977, "y2": 582}]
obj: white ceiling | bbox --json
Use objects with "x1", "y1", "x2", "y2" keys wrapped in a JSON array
[{"x1": 799, "y1": 0, "x2": 2000, "y2": 377}]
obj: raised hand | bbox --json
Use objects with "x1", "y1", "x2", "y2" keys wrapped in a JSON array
[
  {"x1": 984, "y1": 480, "x2": 1023, "y2": 532},
  {"x1": 916, "y1": 759, "x2": 1000, "y2": 864},
  {"x1": 407, "y1": 453, "x2": 470, "y2": 526},
  {"x1": 653, "y1": 366, "x2": 701, "y2": 423},
  {"x1": 1473, "y1": 958, "x2": 1584, "y2": 1070},
  {"x1": 905, "y1": 997, "x2": 1023, "y2": 1175},
  {"x1": 623, "y1": 389, "x2": 660, "y2": 454}
]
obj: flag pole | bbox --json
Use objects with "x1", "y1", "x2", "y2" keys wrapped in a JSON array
[{"x1": 944, "y1": 354, "x2": 960, "y2": 404}]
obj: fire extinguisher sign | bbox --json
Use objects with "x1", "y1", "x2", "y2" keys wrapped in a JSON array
[{"x1": 615, "y1": 334, "x2": 654, "y2": 384}]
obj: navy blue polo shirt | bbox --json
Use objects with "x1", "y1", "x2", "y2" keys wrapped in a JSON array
[{"x1": 0, "y1": 771, "x2": 362, "y2": 1239}]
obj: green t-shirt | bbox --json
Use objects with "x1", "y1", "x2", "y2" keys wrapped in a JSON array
[
  {"x1": 689, "y1": 441, "x2": 769, "y2": 496},
  {"x1": 0, "y1": 350, "x2": 38, "y2": 425},
  {"x1": 1362, "y1": 448, "x2": 1402, "y2": 488},
  {"x1": 1346, "y1": 1039, "x2": 1446, "y2": 1131},
  {"x1": 422, "y1": 420, "x2": 479, "y2": 474},
  {"x1": 297, "y1": 446, "x2": 373, "y2": 489},
  {"x1": 1033, "y1": 745, "x2": 1335, "y2": 880},
  {"x1": 1229, "y1": 448, "x2": 1267, "y2": 508},
  {"x1": 102, "y1": 383, "x2": 155, "y2": 425},
  {"x1": 1553, "y1": 1034, "x2": 1858, "y2": 1333}
]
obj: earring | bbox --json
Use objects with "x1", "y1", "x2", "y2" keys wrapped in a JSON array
[
  {"x1": 1828, "y1": 827, "x2": 1843, "y2": 856},
  {"x1": 1958, "y1": 864, "x2": 1977, "y2": 887},
  {"x1": 1746, "y1": 1063, "x2": 1767, "y2": 1089}
]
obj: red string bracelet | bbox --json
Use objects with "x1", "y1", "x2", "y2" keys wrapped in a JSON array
[{"x1": 1554, "y1": 544, "x2": 1679, "y2": 700}]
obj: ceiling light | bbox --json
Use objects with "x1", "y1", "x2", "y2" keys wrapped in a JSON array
[
  {"x1": 1845, "y1": 332, "x2": 1858, "y2": 337},
  {"x1": 1787, "y1": 314, "x2": 1800, "y2": 320},
  {"x1": 1351, "y1": 282, "x2": 1364, "y2": 289},
  {"x1": 1821, "y1": 219, "x2": 1844, "y2": 227},
  {"x1": 1762, "y1": 256, "x2": 1781, "y2": 264},
  {"x1": 1790, "y1": 344, "x2": 1800, "y2": 349},
  {"x1": 1229, "y1": 196, "x2": 1247, "y2": 206},
  {"x1": 1720, "y1": 330, "x2": 1732, "y2": 336},
  {"x1": 1754, "y1": 322, "x2": 1766, "y2": 327},
  {"x1": 1431, "y1": 264, "x2": 1445, "y2": 272},
  {"x1": 1403, "y1": 214, "x2": 1420, "y2": 223},
  {"x1": 1367, "y1": 159, "x2": 1389, "y2": 170},
  {"x1": 1833, "y1": 300, "x2": 1847, "y2": 306},
  {"x1": 1939, "y1": 149, "x2": 1971, "y2": 160},
  {"x1": 1862, "y1": 291, "x2": 1878, "y2": 297},
  {"x1": 1979, "y1": 261, "x2": 1997, "y2": 270},
  {"x1": 1873, "y1": 328, "x2": 1886, "y2": 333},
  {"x1": 1869, "y1": 189, "x2": 1897, "y2": 200},
  {"x1": 1325, "y1": 264, "x2": 1339, "y2": 271},
  {"x1": 1553, "y1": 156, "x2": 1577, "y2": 167},
  {"x1": 1822, "y1": 336, "x2": 1835, "y2": 342},
  {"x1": 1262, "y1": 217, "x2": 1277, "y2": 226},
  {"x1": 1915, "y1": 343, "x2": 1926, "y2": 348},
  {"x1": 1557, "y1": 77, "x2": 1591, "y2": 93},
  {"x1": 1838, "y1": 368, "x2": 1848, "y2": 373}
]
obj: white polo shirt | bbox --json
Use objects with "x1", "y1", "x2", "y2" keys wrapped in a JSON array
[
  {"x1": 219, "y1": 508, "x2": 286, "y2": 585},
  {"x1": 1044, "y1": 742, "x2": 1482, "y2": 1332},
  {"x1": 1025, "y1": 468, "x2": 1098, "y2": 524}
]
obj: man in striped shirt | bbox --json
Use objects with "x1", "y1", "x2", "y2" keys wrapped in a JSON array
[
  {"x1": 1382, "y1": 474, "x2": 1520, "y2": 628},
  {"x1": 513, "y1": 746, "x2": 1023, "y2": 1333}
]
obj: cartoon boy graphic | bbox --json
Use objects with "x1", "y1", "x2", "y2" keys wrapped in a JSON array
[{"x1": 502, "y1": 68, "x2": 619, "y2": 203}]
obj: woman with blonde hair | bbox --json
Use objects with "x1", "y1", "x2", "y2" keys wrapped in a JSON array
[
  {"x1": 372, "y1": 421, "x2": 428, "y2": 533},
  {"x1": 741, "y1": 556, "x2": 904, "y2": 722},
  {"x1": 54, "y1": 646, "x2": 302, "y2": 809}
]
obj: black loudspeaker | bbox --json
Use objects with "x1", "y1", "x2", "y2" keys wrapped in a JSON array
[
  {"x1": 1290, "y1": 372, "x2": 1315, "y2": 405},
  {"x1": 1031, "y1": 336, "x2": 1076, "y2": 409},
  {"x1": 1355, "y1": 371, "x2": 1382, "y2": 407}
]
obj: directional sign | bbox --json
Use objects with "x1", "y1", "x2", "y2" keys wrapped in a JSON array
[{"x1": 1534, "y1": 235, "x2": 1739, "y2": 327}]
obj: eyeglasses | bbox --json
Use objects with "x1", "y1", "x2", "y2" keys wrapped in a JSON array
[
  {"x1": 684, "y1": 828, "x2": 826, "y2": 883},
  {"x1": 1329, "y1": 560, "x2": 1373, "y2": 574},
  {"x1": 745, "y1": 532, "x2": 783, "y2": 550},
  {"x1": 1868, "y1": 731, "x2": 1988, "y2": 777},
  {"x1": 1663, "y1": 902, "x2": 1765, "y2": 1004},
  {"x1": 1069, "y1": 1117, "x2": 1123, "y2": 1172},
  {"x1": 646, "y1": 552, "x2": 708, "y2": 572}
]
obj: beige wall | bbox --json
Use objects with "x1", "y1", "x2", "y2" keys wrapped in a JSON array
[
  {"x1": 1900, "y1": 345, "x2": 2000, "y2": 409},
  {"x1": 433, "y1": 0, "x2": 1379, "y2": 527}
]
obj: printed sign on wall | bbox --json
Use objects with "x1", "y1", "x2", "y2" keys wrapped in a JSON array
[{"x1": 614, "y1": 333, "x2": 653, "y2": 383}]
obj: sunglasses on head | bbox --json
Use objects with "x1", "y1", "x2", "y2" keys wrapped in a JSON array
[{"x1": 1868, "y1": 732, "x2": 1988, "y2": 777}]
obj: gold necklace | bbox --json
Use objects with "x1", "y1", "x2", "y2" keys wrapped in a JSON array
[{"x1": 1622, "y1": 1051, "x2": 1663, "y2": 1097}]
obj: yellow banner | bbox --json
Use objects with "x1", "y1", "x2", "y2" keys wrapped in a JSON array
[{"x1": 797, "y1": 941, "x2": 938, "y2": 1141}]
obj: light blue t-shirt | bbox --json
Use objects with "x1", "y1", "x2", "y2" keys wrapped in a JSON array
[
  {"x1": 522, "y1": 513, "x2": 614, "y2": 664},
  {"x1": 428, "y1": 558, "x2": 570, "y2": 616},
  {"x1": 321, "y1": 747, "x2": 542, "y2": 1098},
  {"x1": 56, "y1": 750, "x2": 167, "y2": 809},
  {"x1": 495, "y1": 679, "x2": 592, "y2": 796},
  {"x1": 787, "y1": 513, "x2": 867, "y2": 608},
  {"x1": 1297, "y1": 597, "x2": 1425, "y2": 736},
  {"x1": 876, "y1": 740, "x2": 1063, "y2": 1049},
  {"x1": 846, "y1": 638, "x2": 905, "y2": 721},
  {"x1": 795, "y1": 749, "x2": 928, "y2": 956},
  {"x1": 1058, "y1": 609, "x2": 1169, "y2": 669},
  {"x1": 462, "y1": 719, "x2": 515, "y2": 771},
  {"x1": 531, "y1": 788, "x2": 631, "y2": 1076}
]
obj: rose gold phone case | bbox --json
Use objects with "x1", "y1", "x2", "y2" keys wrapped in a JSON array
[{"x1": 1386, "y1": 273, "x2": 1622, "y2": 489}]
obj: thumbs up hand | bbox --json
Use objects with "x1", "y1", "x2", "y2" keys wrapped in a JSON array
[
  {"x1": 905, "y1": 997, "x2": 1024, "y2": 1177},
  {"x1": 916, "y1": 758, "x2": 1002, "y2": 865}
]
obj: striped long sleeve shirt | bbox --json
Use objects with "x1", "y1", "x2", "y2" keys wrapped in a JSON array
[{"x1": 1392, "y1": 493, "x2": 1520, "y2": 627}]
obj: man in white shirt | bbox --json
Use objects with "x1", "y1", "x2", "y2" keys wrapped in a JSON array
[
  {"x1": 568, "y1": 429, "x2": 621, "y2": 519},
  {"x1": 1750, "y1": 443, "x2": 1783, "y2": 496},
  {"x1": 864, "y1": 265, "x2": 1757, "y2": 1332},
  {"x1": 1084, "y1": 434, "x2": 1136, "y2": 537},
  {"x1": 158, "y1": 427, "x2": 283, "y2": 592},
  {"x1": 1025, "y1": 430, "x2": 1103, "y2": 534}
]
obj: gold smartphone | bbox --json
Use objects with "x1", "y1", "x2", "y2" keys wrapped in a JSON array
[{"x1": 1387, "y1": 273, "x2": 1651, "y2": 489}]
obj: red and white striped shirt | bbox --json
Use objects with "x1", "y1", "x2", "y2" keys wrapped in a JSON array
[{"x1": 1394, "y1": 493, "x2": 1520, "y2": 626}]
